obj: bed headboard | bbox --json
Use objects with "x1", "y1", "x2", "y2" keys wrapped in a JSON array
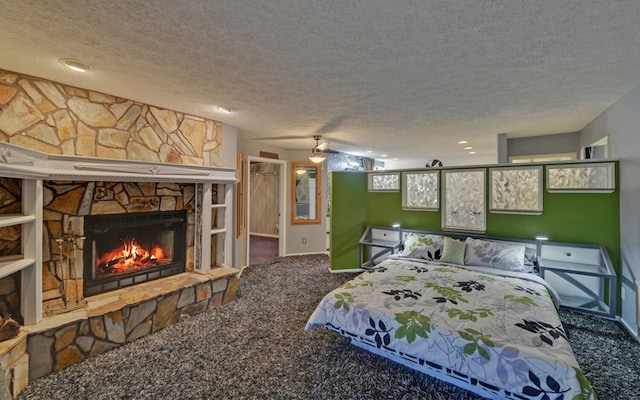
[{"x1": 399, "y1": 229, "x2": 538, "y2": 260}]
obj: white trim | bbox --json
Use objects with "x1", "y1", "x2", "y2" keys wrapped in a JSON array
[
  {"x1": 329, "y1": 267, "x2": 363, "y2": 274},
  {"x1": 21, "y1": 179, "x2": 43, "y2": 325},
  {"x1": 250, "y1": 232, "x2": 279, "y2": 238},
  {"x1": 246, "y1": 156, "x2": 287, "y2": 267},
  {"x1": 0, "y1": 142, "x2": 237, "y2": 183},
  {"x1": 509, "y1": 152, "x2": 577, "y2": 163},
  {"x1": 285, "y1": 251, "x2": 329, "y2": 256}
]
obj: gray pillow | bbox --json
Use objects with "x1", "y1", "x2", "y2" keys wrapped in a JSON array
[{"x1": 464, "y1": 237, "x2": 526, "y2": 272}]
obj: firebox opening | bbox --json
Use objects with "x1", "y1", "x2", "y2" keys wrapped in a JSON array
[{"x1": 84, "y1": 211, "x2": 187, "y2": 296}]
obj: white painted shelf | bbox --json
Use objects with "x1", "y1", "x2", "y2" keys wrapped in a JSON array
[
  {"x1": 0, "y1": 214, "x2": 36, "y2": 228},
  {"x1": 196, "y1": 182, "x2": 234, "y2": 273},
  {"x1": 0, "y1": 258, "x2": 35, "y2": 280},
  {"x1": 0, "y1": 177, "x2": 43, "y2": 325}
]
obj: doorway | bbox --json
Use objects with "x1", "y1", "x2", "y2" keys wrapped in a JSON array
[{"x1": 246, "y1": 157, "x2": 286, "y2": 265}]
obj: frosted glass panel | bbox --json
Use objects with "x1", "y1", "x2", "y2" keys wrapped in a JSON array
[
  {"x1": 490, "y1": 166, "x2": 542, "y2": 213},
  {"x1": 402, "y1": 171, "x2": 438, "y2": 210},
  {"x1": 442, "y1": 169, "x2": 485, "y2": 232},
  {"x1": 368, "y1": 173, "x2": 400, "y2": 192},
  {"x1": 547, "y1": 163, "x2": 615, "y2": 192}
]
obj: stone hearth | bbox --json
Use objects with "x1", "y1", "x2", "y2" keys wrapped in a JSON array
[{"x1": 0, "y1": 267, "x2": 238, "y2": 397}]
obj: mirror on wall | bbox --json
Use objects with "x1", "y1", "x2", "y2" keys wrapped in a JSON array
[{"x1": 291, "y1": 162, "x2": 322, "y2": 224}]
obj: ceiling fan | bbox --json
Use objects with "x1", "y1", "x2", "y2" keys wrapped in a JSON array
[
  {"x1": 312, "y1": 135, "x2": 330, "y2": 152},
  {"x1": 309, "y1": 135, "x2": 329, "y2": 163}
]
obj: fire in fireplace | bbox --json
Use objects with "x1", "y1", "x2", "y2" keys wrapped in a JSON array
[
  {"x1": 84, "y1": 210, "x2": 187, "y2": 296},
  {"x1": 95, "y1": 237, "x2": 169, "y2": 276}
]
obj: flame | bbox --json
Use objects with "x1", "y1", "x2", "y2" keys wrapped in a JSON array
[{"x1": 96, "y1": 238, "x2": 171, "y2": 276}]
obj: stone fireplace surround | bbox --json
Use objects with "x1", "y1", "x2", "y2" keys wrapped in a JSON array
[
  {"x1": 0, "y1": 142, "x2": 237, "y2": 397},
  {"x1": 42, "y1": 182, "x2": 193, "y2": 310}
]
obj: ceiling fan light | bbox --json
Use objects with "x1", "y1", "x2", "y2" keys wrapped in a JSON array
[{"x1": 309, "y1": 154, "x2": 326, "y2": 163}]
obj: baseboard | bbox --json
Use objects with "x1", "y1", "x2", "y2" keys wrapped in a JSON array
[
  {"x1": 284, "y1": 251, "x2": 329, "y2": 256},
  {"x1": 329, "y1": 268, "x2": 363, "y2": 274},
  {"x1": 249, "y1": 233, "x2": 279, "y2": 238}
]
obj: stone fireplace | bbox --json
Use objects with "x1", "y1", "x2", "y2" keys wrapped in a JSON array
[
  {"x1": 83, "y1": 210, "x2": 187, "y2": 297},
  {"x1": 0, "y1": 143, "x2": 237, "y2": 397},
  {"x1": 0, "y1": 68, "x2": 238, "y2": 397},
  {"x1": 40, "y1": 180, "x2": 199, "y2": 317}
]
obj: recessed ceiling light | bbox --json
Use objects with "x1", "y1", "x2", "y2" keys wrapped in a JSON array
[
  {"x1": 59, "y1": 58, "x2": 94, "y2": 73},
  {"x1": 458, "y1": 140, "x2": 468, "y2": 144},
  {"x1": 217, "y1": 106, "x2": 235, "y2": 114},
  {"x1": 469, "y1": 151, "x2": 476, "y2": 155},
  {"x1": 393, "y1": 158, "x2": 399, "y2": 161},
  {"x1": 380, "y1": 154, "x2": 388, "y2": 157},
  {"x1": 464, "y1": 146, "x2": 473, "y2": 150},
  {"x1": 366, "y1": 150, "x2": 373, "y2": 154}
]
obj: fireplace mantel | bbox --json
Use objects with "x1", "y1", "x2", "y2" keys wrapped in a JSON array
[
  {"x1": 0, "y1": 142, "x2": 237, "y2": 327},
  {"x1": 0, "y1": 142, "x2": 237, "y2": 183}
]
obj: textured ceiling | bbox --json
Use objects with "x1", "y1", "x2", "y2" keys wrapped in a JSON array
[{"x1": 1, "y1": 1, "x2": 640, "y2": 166}]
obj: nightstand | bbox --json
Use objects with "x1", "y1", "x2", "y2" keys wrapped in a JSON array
[
  {"x1": 538, "y1": 242, "x2": 616, "y2": 319},
  {"x1": 359, "y1": 226, "x2": 402, "y2": 268}
]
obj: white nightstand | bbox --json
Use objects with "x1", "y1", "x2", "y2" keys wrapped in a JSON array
[
  {"x1": 538, "y1": 242, "x2": 616, "y2": 319},
  {"x1": 358, "y1": 226, "x2": 402, "y2": 268}
]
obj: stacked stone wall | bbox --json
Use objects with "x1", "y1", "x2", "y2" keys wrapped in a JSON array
[{"x1": 0, "y1": 69, "x2": 222, "y2": 166}]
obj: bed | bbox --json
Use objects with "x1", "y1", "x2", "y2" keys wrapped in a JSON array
[{"x1": 305, "y1": 232, "x2": 596, "y2": 400}]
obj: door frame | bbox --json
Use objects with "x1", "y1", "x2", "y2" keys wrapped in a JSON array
[{"x1": 246, "y1": 156, "x2": 287, "y2": 265}]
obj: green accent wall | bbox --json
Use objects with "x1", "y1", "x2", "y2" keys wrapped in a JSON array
[
  {"x1": 329, "y1": 172, "x2": 368, "y2": 270},
  {"x1": 330, "y1": 162, "x2": 620, "y2": 277}
]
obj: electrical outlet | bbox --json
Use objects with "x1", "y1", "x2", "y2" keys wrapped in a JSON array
[{"x1": 302, "y1": 237, "x2": 307, "y2": 244}]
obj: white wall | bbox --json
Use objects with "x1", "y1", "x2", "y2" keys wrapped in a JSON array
[
  {"x1": 285, "y1": 150, "x2": 328, "y2": 255},
  {"x1": 236, "y1": 133, "x2": 328, "y2": 266},
  {"x1": 383, "y1": 153, "x2": 497, "y2": 170},
  {"x1": 579, "y1": 83, "x2": 640, "y2": 337},
  {"x1": 221, "y1": 124, "x2": 239, "y2": 168},
  {"x1": 506, "y1": 132, "x2": 581, "y2": 159}
]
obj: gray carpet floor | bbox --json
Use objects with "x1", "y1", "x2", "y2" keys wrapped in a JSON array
[{"x1": 17, "y1": 254, "x2": 640, "y2": 399}]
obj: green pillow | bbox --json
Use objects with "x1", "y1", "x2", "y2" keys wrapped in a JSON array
[{"x1": 440, "y1": 237, "x2": 467, "y2": 265}]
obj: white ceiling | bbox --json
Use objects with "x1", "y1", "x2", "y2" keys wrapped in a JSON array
[{"x1": 1, "y1": 1, "x2": 640, "y2": 166}]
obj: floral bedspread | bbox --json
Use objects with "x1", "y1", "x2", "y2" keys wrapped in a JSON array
[{"x1": 305, "y1": 257, "x2": 596, "y2": 400}]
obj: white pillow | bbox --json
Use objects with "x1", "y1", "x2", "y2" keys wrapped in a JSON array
[
  {"x1": 464, "y1": 237, "x2": 526, "y2": 272},
  {"x1": 399, "y1": 233, "x2": 443, "y2": 261}
]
